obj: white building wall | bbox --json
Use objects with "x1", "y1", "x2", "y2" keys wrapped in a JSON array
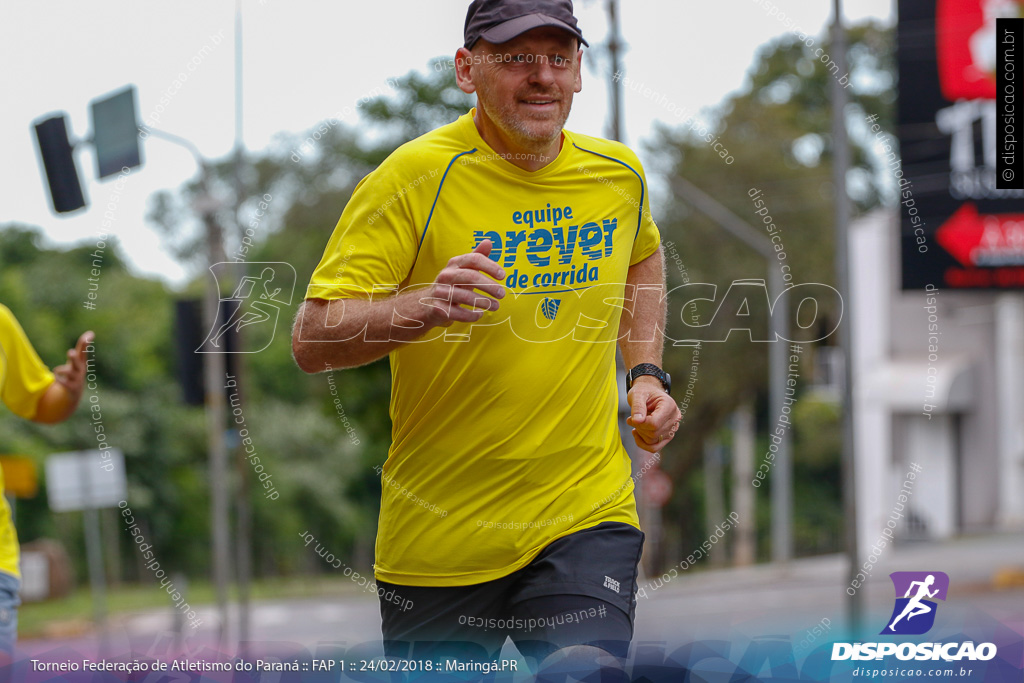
[
  {"x1": 850, "y1": 210, "x2": 894, "y2": 557},
  {"x1": 849, "y1": 209, "x2": 1021, "y2": 546}
]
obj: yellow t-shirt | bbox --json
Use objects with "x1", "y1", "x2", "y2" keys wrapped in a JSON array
[
  {"x1": 0, "y1": 304, "x2": 55, "y2": 578},
  {"x1": 306, "y1": 109, "x2": 661, "y2": 586}
]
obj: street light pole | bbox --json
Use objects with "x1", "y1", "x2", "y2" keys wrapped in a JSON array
[
  {"x1": 196, "y1": 162, "x2": 232, "y2": 647},
  {"x1": 232, "y1": 0, "x2": 252, "y2": 650},
  {"x1": 671, "y1": 177, "x2": 793, "y2": 564},
  {"x1": 606, "y1": 0, "x2": 624, "y2": 143},
  {"x1": 830, "y1": 0, "x2": 861, "y2": 634},
  {"x1": 769, "y1": 266, "x2": 792, "y2": 564},
  {"x1": 142, "y1": 127, "x2": 234, "y2": 643}
]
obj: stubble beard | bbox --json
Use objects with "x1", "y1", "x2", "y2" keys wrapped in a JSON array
[{"x1": 478, "y1": 85, "x2": 573, "y2": 157}]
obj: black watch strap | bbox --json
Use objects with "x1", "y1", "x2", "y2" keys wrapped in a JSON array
[{"x1": 626, "y1": 363, "x2": 671, "y2": 394}]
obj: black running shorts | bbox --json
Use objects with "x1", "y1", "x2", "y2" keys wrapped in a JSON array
[{"x1": 377, "y1": 522, "x2": 645, "y2": 664}]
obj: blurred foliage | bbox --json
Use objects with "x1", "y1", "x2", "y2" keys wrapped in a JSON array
[
  {"x1": 1, "y1": 61, "x2": 473, "y2": 586},
  {"x1": 653, "y1": 21, "x2": 892, "y2": 567},
  {"x1": 790, "y1": 396, "x2": 843, "y2": 556},
  {"x1": 0, "y1": 22, "x2": 894, "y2": 591}
]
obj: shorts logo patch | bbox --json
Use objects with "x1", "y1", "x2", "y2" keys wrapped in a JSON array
[{"x1": 603, "y1": 576, "x2": 620, "y2": 593}]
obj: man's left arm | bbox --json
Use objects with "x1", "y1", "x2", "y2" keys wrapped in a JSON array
[{"x1": 618, "y1": 246, "x2": 680, "y2": 453}]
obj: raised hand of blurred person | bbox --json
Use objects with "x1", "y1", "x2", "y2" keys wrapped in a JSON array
[{"x1": 33, "y1": 331, "x2": 93, "y2": 424}]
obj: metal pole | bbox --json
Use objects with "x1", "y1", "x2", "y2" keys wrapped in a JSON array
[
  {"x1": 671, "y1": 177, "x2": 793, "y2": 564},
  {"x1": 233, "y1": 0, "x2": 252, "y2": 650},
  {"x1": 671, "y1": 178, "x2": 773, "y2": 258},
  {"x1": 80, "y1": 455, "x2": 107, "y2": 653},
  {"x1": 703, "y1": 438, "x2": 726, "y2": 567},
  {"x1": 200, "y1": 163, "x2": 232, "y2": 646},
  {"x1": 140, "y1": 119, "x2": 238, "y2": 646},
  {"x1": 606, "y1": 0, "x2": 624, "y2": 143},
  {"x1": 830, "y1": 0, "x2": 861, "y2": 634},
  {"x1": 769, "y1": 268, "x2": 792, "y2": 563},
  {"x1": 732, "y1": 403, "x2": 756, "y2": 566}
]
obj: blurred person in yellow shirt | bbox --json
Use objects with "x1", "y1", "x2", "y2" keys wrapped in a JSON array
[{"x1": 0, "y1": 304, "x2": 91, "y2": 666}]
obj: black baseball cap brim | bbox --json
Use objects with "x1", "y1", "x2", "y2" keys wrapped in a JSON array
[{"x1": 477, "y1": 12, "x2": 588, "y2": 47}]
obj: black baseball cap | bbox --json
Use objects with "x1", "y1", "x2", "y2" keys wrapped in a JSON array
[{"x1": 464, "y1": 0, "x2": 588, "y2": 50}]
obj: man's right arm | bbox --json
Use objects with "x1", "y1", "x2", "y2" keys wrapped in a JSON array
[
  {"x1": 292, "y1": 291, "x2": 437, "y2": 372},
  {"x1": 291, "y1": 240, "x2": 505, "y2": 373}
]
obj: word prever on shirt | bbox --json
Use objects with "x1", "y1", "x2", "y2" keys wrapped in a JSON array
[{"x1": 475, "y1": 205, "x2": 617, "y2": 289}]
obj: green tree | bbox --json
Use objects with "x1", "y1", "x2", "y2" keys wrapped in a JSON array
[
  {"x1": 652, "y1": 21, "x2": 894, "y2": 563},
  {"x1": 144, "y1": 58, "x2": 475, "y2": 569}
]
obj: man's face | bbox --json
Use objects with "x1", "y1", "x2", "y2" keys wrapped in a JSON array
[{"x1": 460, "y1": 27, "x2": 583, "y2": 148}]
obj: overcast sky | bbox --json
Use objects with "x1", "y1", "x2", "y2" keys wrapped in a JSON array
[{"x1": 0, "y1": 0, "x2": 894, "y2": 286}]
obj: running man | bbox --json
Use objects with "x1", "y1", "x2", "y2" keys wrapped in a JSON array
[
  {"x1": 889, "y1": 574, "x2": 940, "y2": 631},
  {"x1": 292, "y1": 0, "x2": 680, "y2": 672},
  {"x1": 0, "y1": 304, "x2": 91, "y2": 669}
]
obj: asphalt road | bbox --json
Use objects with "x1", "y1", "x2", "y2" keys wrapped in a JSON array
[{"x1": 19, "y1": 532, "x2": 1024, "y2": 671}]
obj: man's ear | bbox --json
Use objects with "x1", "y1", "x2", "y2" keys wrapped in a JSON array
[
  {"x1": 455, "y1": 47, "x2": 477, "y2": 94},
  {"x1": 574, "y1": 48, "x2": 583, "y2": 93}
]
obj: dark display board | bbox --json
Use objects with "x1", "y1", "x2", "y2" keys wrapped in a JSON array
[{"x1": 898, "y1": 0, "x2": 1024, "y2": 289}]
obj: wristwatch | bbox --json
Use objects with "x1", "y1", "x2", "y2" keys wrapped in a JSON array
[{"x1": 626, "y1": 363, "x2": 671, "y2": 394}]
